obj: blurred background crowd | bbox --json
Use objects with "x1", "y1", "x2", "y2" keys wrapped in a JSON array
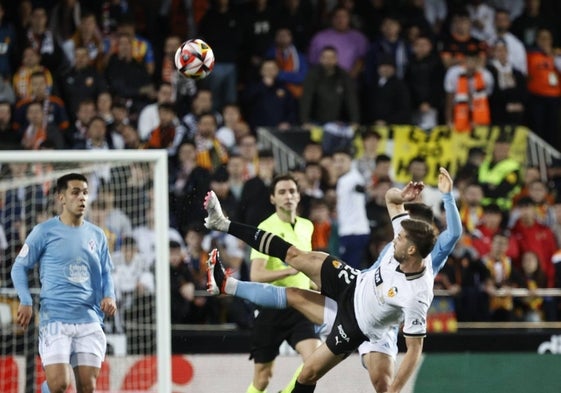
[{"x1": 1, "y1": 0, "x2": 561, "y2": 336}]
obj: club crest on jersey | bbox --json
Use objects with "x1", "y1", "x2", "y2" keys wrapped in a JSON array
[
  {"x1": 332, "y1": 260, "x2": 342, "y2": 269},
  {"x1": 387, "y1": 286, "x2": 398, "y2": 297},
  {"x1": 88, "y1": 239, "x2": 96, "y2": 252}
]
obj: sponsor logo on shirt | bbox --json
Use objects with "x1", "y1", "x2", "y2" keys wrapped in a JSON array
[
  {"x1": 66, "y1": 259, "x2": 89, "y2": 283},
  {"x1": 387, "y1": 286, "x2": 398, "y2": 298},
  {"x1": 332, "y1": 260, "x2": 341, "y2": 269},
  {"x1": 411, "y1": 318, "x2": 425, "y2": 326}
]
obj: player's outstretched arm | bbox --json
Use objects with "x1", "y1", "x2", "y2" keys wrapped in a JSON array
[
  {"x1": 385, "y1": 181, "x2": 424, "y2": 220},
  {"x1": 431, "y1": 167, "x2": 462, "y2": 272}
]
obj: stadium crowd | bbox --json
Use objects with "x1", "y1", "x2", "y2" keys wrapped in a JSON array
[{"x1": 1, "y1": 0, "x2": 561, "y2": 335}]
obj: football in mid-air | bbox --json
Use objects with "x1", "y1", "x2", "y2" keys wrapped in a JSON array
[{"x1": 174, "y1": 38, "x2": 215, "y2": 80}]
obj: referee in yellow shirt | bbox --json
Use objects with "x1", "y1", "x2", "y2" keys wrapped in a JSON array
[{"x1": 246, "y1": 174, "x2": 321, "y2": 393}]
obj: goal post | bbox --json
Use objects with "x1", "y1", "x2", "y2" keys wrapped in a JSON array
[{"x1": 0, "y1": 150, "x2": 172, "y2": 393}]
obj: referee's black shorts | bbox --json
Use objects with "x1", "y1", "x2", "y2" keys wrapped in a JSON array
[{"x1": 249, "y1": 307, "x2": 320, "y2": 363}]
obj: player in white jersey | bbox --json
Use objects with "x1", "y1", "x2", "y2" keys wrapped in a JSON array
[
  {"x1": 11, "y1": 173, "x2": 117, "y2": 393},
  {"x1": 204, "y1": 171, "x2": 451, "y2": 393}
]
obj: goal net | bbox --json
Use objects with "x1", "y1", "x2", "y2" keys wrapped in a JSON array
[{"x1": 0, "y1": 150, "x2": 171, "y2": 393}]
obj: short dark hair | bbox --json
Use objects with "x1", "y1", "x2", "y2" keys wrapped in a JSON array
[
  {"x1": 56, "y1": 173, "x2": 88, "y2": 193},
  {"x1": 270, "y1": 173, "x2": 299, "y2": 195},
  {"x1": 404, "y1": 203, "x2": 434, "y2": 224},
  {"x1": 401, "y1": 219, "x2": 436, "y2": 258}
]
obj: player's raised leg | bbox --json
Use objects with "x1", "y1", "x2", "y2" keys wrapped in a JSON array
[
  {"x1": 204, "y1": 191, "x2": 325, "y2": 285},
  {"x1": 206, "y1": 249, "x2": 326, "y2": 324}
]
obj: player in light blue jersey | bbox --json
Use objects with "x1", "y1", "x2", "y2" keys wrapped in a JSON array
[
  {"x1": 11, "y1": 173, "x2": 117, "y2": 393},
  {"x1": 205, "y1": 167, "x2": 462, "y2": 392}
]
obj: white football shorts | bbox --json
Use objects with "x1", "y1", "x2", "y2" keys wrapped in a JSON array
[{"x1": 39, "y1": 321, "x2": 106, "y2": 368}]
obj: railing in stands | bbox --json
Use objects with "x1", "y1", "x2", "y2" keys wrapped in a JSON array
[{"x1": 257, "y1": 126, "x2": 561, "y2": 181}]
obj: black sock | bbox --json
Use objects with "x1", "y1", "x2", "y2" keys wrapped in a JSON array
[
  {"x1": 291, "y1": 381, "x2": 316, "y2": 392},
  {"x1": 228, "y1": 221, "x2": 291, "y2": 260}
]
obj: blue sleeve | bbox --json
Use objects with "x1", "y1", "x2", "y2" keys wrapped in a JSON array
[
  {"x1": 100, "y1": 237, "x2": 116, "y2": 299},
  {"x1": 431, "y1": 192, "x2": 462, "y2": 274},
  {"x1": 10, "y1": 227, "x2": 44, "y2": 305}
]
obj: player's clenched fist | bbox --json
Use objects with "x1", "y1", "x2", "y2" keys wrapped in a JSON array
[{"x1": 101, "y1": 297, "x2": 117, "y2": 316}]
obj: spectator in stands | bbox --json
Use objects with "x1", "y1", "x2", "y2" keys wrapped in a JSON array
[
  {"x1": 197, "y1": 0, "x2": 242, "y2": 112},
  {"x1": 121, "y1": 124, "x2": 144, "y2": 149},
  {"x1": 237, "y1": 149, "x2": 277, "y2": 226},
  {"x1": 0, "y1": 75, "x2": 14, "y2": 104},
  {"x1": 20, "y1": 5, "x2": 70, "y2": 75},
  {"x1": 272, "y1": 0, "x2": 314, "y2": 52},
  {"x1": 355, "y1": 129, "x2": 381, "y2": 186},
  {"x1": 0, "y1": 101, "x2": 18, "y2": 149},
  {"x1": 481, "y1": 231, "x2": 517, "y2": 321},
  {"x1": 551, "y1": 196, "x2": 561, "y2": 247},
  {"x1": 514, "y1": 250, "x2": 547, "y2": 322},
  {"x1": 524, "y1": 179, "x2": 556, "y2": 225},
  {"x1": 60, "y1": 46, "x2": 107, "y2": 118},
  {"x1": 0, "y1": 2, "x2": 16, "y2": 80},
  {"x1": 308, "y1": 7, "x2": 369, "y2": 79},
  {"x1": 216, "y1": 103, "x2": 242, "y2": 151},
  {"x1": 451, "y1": 245, "x2": 491, "y2": 321},
  {"x1": 478, "y1": 134, "x2": 521, "y2": 211},
  {"x1": 14, "y1": 71, "x2": 69, "y2": 136},
  {"x1": 13, "y1": 46, "x2": 53, "y2": 100},
  {"x1": 239, "y1": 0, "x2": 276, "y2": 83},
  {"x1": 466, "y1": 0, "x2": 496, "y2": 42},
  {"x1": 405, "y1": 34, "x2": 445, "y2": 131},
  {"x1": 455, "y1": 146, "x2": 486, "y2": 187},
  {"x1": 105, "y1": 33, "x2": 154, "y2": 113},
  {"x1": 168, "y1": 239, "x2": 198, "y2": 324},
  {"x1": 439, "y1": 9, "x2": 487, "y2": 69},
  {"x1": 526, "y1": 27, "x2": 561, "y2": 148},
  {"x1": 365, "y1": 176, "x2": 394, "y2": 258},
  {"x1": 112, "y1": 235, "x2": 154, "y2": 333},
  {"x1": 235, "y1": 134, "x2": 259, "y2": 180},
  {"x1": 48, "y1": 0, "x2": 81, "y2": 46},
  {"x1": 21, "y1": 100, "x2": 64, "y2": 150},
  {"x1": 512, "y1": 166, "x2": 543, "y2": 206},
  {"x1": 365, "y1": 14, "x2": 409, "y2": 83},
  {"x1": 73, "y1": 115, "x2": 110, "y2": 150},
  {"x1": 332, "y1": 147, "x2": 370, "y2": 269},
  {"x1": 511, "y1": 196, "x2": 558, "y2": 288},
  {"x1": 302, "y1": 140, "x2": 323, "y2": 164},
  {"x1": 243, "y1": 59, "x2": 298, "y2": 132},
  {"x1": 192, "y1": 112, "x2": 229, "y2": 173},
  {"x1": 170, "y1": 139, "x2": 211, "y2": 234},
  {"x1": 62, "y1": 11, "x2": 104, "y2": 69},
  {"x1": 209, "y1": 165, "x2": 239, "y2": 221},
  {"x1": 511, "y1": 0, "x2": 557, "y2": 48},
  {"x1": 107, "y1": 14, "x2": 155, "y2": 76},
  {"x1": 137, "y1": 82, "x2": 174, "y2": 141},
  {"x1": 489, "y1": 8, "x2": 527, "y2": 75},
  {"x1": 486, "y1": 39, "x2": 527, "y2": 126},
  {"x1": 471, "y1": 203, "x2": 517, "y2": 259},
  {"x1": 144, "y1": 103, "x2": 186, "y2": 156},
  {"x1": 96, "y1": 183, "x2": 133, "y2": 245},
  {"x1": 264, "y1": 26, "x2": 308, "y2": 99},
  {"x1": 300, "y1": 46, "x2": 360, "y2": 153},
  {"x1": 226, "y1": 153, "x2": 246, "y2": 201},
  {"x1": 181, "y1": 88, "x2": 222, "y2": 141},
  {"x1": 108, "y1": 98, "x2": 130, "y2": 142},
  {"x1": 309, "y1": 197, "x2": 334, "y2": 253},
  {"x1": 365, "y1": 54, "x2": 412, "y2": 125},
  {"x1": 444, "y1": 49, "x2": 494, "y2": 133},
  {"x1": 96, "y1": 90, "x2": 114, "y2": 125},
  {"x1": 458, "y1": 182, "x2": 484, "y2": 235}
]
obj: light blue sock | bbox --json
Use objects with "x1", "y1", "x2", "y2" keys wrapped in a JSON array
[
  {"x1": 41, "y1": 381, "x2": 51, "y2": 393},
  {"x1": 235, "y1": 281, "x2": 287, "y2": 308}
]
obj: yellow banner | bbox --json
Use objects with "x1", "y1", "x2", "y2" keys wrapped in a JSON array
[{"x1": 365, "y1": 125, "x2": 529, "y2": 186}]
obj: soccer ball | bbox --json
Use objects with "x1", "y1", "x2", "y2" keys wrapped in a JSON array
[{"x1": 174, "y1": 38, "x2": 215, "y2": 80}]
